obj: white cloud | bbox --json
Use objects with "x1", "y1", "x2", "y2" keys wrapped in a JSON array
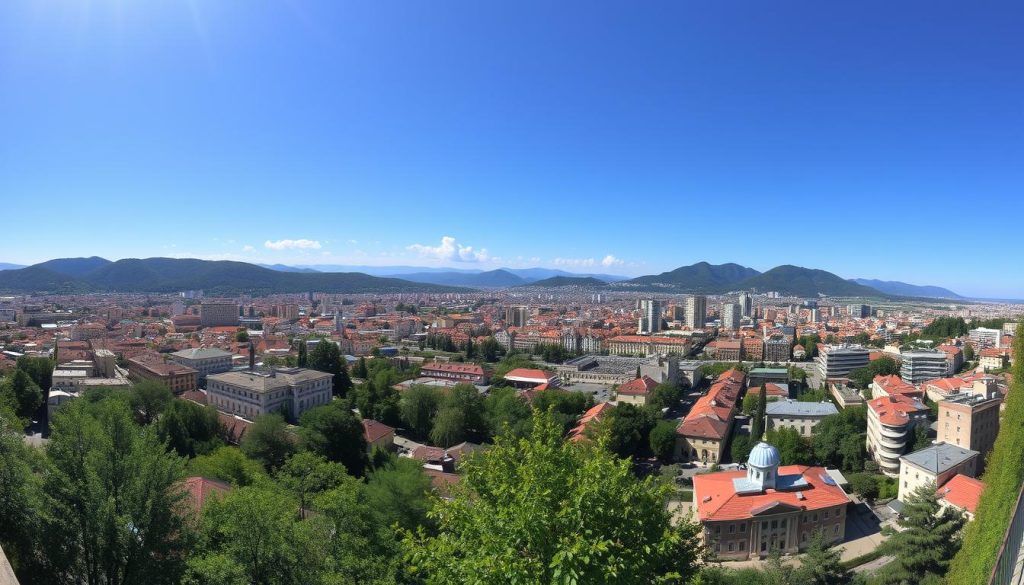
[
  {"x1": 264, "y1": 239, "x2": 322, "y2": 251},
  {"x1": 242, "y1": 245, "x2": 255, "y2": 252},
  {"x1": 600, "y1": 254, "x2": 624, "y2": 267},
  {"x1": 406, "y1": 236, "x2": 489, "y2": 263},
  {"x1": 553, "y1": 257, "x2": 596, "y2": 267}
]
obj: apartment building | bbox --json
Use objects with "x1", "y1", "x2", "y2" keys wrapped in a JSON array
[
  {"x1": 969, "y1": 327, "x2": 1002, "y2": 349},
  {"x1": 938, "y1": 392, "x2": 1001, "y2": 464},
  {"x1": 815, "y1": 344, "x2": 869, "y2": 381},
  {"x1": 722, "y1": 303, "x2": 741, "y2": 330},
  {"x1": 764, "y1": 337, "x2": 792, "y2": 362},
  {"x1": 685, "y1": 295, "x2": 707, "y2": 329},
  {"x1": 200, "y1": 301, "x2": 240, "y2": 327},
  {"x1": 866, "y1": 394, "x2": 930, "y2": 476},
  {"x1": 128, "y1": 352, "x2": 198, "y2": 394},
  {"x1": 900, "y1": 350, "x2": 950, "y2": 385}
]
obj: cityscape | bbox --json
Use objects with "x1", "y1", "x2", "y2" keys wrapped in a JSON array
[{"x1": 2, "y1": 2, "x2": 1023, "y2": 585}]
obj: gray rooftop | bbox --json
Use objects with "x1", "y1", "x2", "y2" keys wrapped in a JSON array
[
  {"x1": 208, "y1": 367, "x2": 332, "y2": 393},
  {"x1": 901, "y1": 442, "x2": 979, "y2": 474},
  {"x1": 766, "y1": 400, "x2": 838, "y2": 417}
]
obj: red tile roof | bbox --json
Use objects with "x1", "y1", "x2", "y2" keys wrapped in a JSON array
[
  {"x1": 362, "y1": 419, "x2": 395, "y2": 443},
  {"x1": 694, "y1": 465, "x2": 849, "y2": 522},
  {"x1": 867, "y1": 394, "x2": 928, "y2": 426},
  {"x1": 937, "y1": 474, "x2": 984, "y2": 514},
  {"x1": 677, "y1": 370, "x2": 743, "y2": 440},
  {"x1": 617, "y1": 375, "x2": 658, "y2": 396},
  {"x1": 569, "y1": 402, "x2": 615, "y2": 442},
  {"x1": 180, "y1": 476, "x2": 232, "y2": 515}
]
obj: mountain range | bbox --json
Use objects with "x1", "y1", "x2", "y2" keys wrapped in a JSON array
[
  {"x1": 0, "y1": 257, "x2": 464, "y2": 295},
  {"x1": 0, "y1": 257, "x2": 967, "y2": 299},
  {"x1": 850, "y1": 278, "x2": 963, "y2": 299}
]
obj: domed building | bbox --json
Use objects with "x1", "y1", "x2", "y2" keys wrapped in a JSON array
[{"x1": 692, "y1": 441, "x2": 851, "y2": 560}]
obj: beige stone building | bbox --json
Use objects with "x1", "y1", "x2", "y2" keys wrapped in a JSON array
[
  {"x1": 897, "y1": 443, "x2": 979, "y2": 503},
  {"x1": 938, "y1": 392, "x2": 1001, "y2": 468},
  {"x1": 207, "y1": 367, "x2": 333, "y2": 422},
  {"x1": 765, "y1": 400, "x2": 838, "y2": 438}
]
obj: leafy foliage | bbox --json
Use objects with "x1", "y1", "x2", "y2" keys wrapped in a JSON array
[
  {"x1": 297, "y1": 402, "x2": 367, "y2": 476},
  {"x1": 810, "y1": 407, "x2": 867, "y2": 471},
  {"x1": 157, "y1": 399, "x2": 222, "y2": 457},
  {"x1": 404, "y1": 410, "x2": 703, "y2": 583},
  {"x1": 875, "y1": 483, "x2": 964, "y2": 584},
  {"x1": 308, "y1": 339, "x2": 353, "y2": 397},
  {"x1": 241, "y1": 413, "x2": 296, "y2": 471}
]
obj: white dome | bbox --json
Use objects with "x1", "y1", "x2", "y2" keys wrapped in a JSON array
[{"x1": 747, "y1": 442, "x2": 780, "y2": 468}]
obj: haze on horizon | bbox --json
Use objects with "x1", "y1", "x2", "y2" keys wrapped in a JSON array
[{"x1": 1, "y1": 1, "x2": 1021, "y2": 297}]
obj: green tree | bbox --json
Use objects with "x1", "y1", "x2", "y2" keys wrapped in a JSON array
[
  {"x1": 235, "y1": 329, "x2": 249, "y2": 342},
  {"x1": 308, "y1": 340, "x2": 352, "y2": 397},
  {"x1": 0, "y1": 411, "x2": 43, "y2": 578},
  {"x1": 315, "y1": 477, "x2": 405, "y2": 584},
  {"x1": 741, "y1": 393, "x2": 759, "y2": 416},
  {"x1": 480, "y1": 336, "x2": 502, "y2": 362},
  {"x1": 399, "y1": 385, "x2": 442, "y2": 440},
  {"x1": 430, "y1": 406, "x2": 467, "y2": 448},
  {"x1": 764, "y1": 427, "x2": 811, "y2": 465},
  {"x1": 365, "y1": 456, "x2": 435, "y2": 531},
  {"x1": 811, "y1": 407, "x2": 868, "y2": 471},
  {"x1": 241, "y1": 413, "x2": 296, "y2": 471},
  {"x1": 297, "y1": 402, "x2": 367, "y2": 476},
  {"x1": 649, "y1": 419, "x2": 679, "y2": 463},
  {"x1": 606, "y1": 402, "x2": 656, "y2": 457},
  {"x1": 157, "y1": 399, "x2": 222, "y2": 458},
  {"x1": 297, "y1": 339, "x2": 308, "y2": 368},
  {"x1": 188, "y1": 446, "x2": 267, "y2": 487},
  {"x1": 353, "y1": 356, "x2": 369, "y2": 378},
  {"x1": 3, "y1": 368, "x2": 43, "y2": 422},
  {"x1": 730, "y1": 435, "x2": 753, "y2": 463},
  {"x1": 962, "y1": 343, "x2": 975, "y2": 363},
  {"x1": 185, "y1": 485, "x2": 330, "y2": 585},
  {"x1": 465, "y1": 336, "x2": 475, "y2": 359},
  {"x1": 276, "y1": 452, "x2": 348, "y2": 519},
  {"x1": 130, "y1": 379, "x2": 174, "y2": 425},
  {"x1": 649, "y1": 382, "x2": 683, "y2": 411},
  {"x1": 911, "y1": 423, "x2": 932, "y2": 452},
  {"x1": 530, "y1": 389, "x2": 594, "y2": 433},
  {"x1": 875, "y1": 482, "x2": 964, "y2": 584},
  {"x1": 44, "y1": 398, "x2": 190, "y2": 584},
  {"x1": 750, "y1": 384, "x2": 767, "y2": 442},
  {"x1": 15, "y1": 355, "x2": 54, "y2": 396},
  {"x1": 404, "y1": 410, "x2": 703, "y2": 583},
  {"x1": 482, "y1": 386, "x2": 532, "y2": 439},
  {"x1": 792, "y1": 530, "x2": 851, "y2": 585}
]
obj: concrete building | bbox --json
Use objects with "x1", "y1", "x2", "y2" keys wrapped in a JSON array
[
  {"x1": 938, "y1": 392, "x2": 1001, "y2": 465},
  {"x1": 128, "y1": 352, "x2": 198, "y2": 394},
  {"x1": 200, "y1": 301, "x2": 240, "y2": 328},
  {"x1": 815, "y1": 344, "x2": 869, "y2": 381},
  {"x1": 846, "y1": 304, "x2": 870, "y2": 318},
  {"x1": 693, "y1": 442, "x2": 850, "y2": 560},
  {"x1": 207, "y1": 367, "x2": 333, "y2": 422},
  {"x1": 722, "y1": 303, "x2": 741, "y2": 330},
  {"x1": 685, "y1": 295, "x2": 707, "y2": 329},
  {"x1": 169, "y1": 348, "x2": 233, "y2": 385},
  {"x1": 638, "y1": 299, "x2": 662, "y2": 334},
  {"x1": 605, "y1": 335, "x2": 690, "y2": 357},
  {"x1": 900, "y1": 350, "x2": 950, "y2": 385},
  {"x1": 748, "y1": 368, "x2": 789, "y2": 388},
  {"x1": 675, "y1": 370, "x2": 744, "y2": 464},
  {"x1": 738, "y1": 292, "x2": 753, "y2": 318},
  {"x1": 969, "y1": 327, "x2": 1002, "y2": 349},
  {"x1": 766, "y1": 400, "x2": 838, "y2": 437},
  {"x1": 764, "y1": 337, "x2": 792, "y2": 363},
  {"x1": 897, "y1": 443, "x2": 980, "y2": 503},
  {"x1": 504, "y1": 306, "x2": 529, "y2": 328},
  {"x1": 717, "y1": 339, "x2": 743, "y2": 361},
  {"x1": 866, "y1": 394, "x2": 930, "y2": 476}
]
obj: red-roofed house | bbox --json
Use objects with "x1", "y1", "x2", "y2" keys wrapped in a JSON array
[
  {"x1": 936, "y1": 474, "x2": 984, "y2": 520},
  {"x1": 568, "y1": 402, "x2": 615, "y2": 443},
  {"x1": 179, "y1": 476, "x2": 232, "y2": 519},
  {"x1": 693, "y1": 442, "x2": 850, "y2": 559},
  {"x1": 615, "y1": 375, "x2": 659, "y2": 406},
  {"x1": 675, "y1": 370, "x2": 744, "y2": 463},
  {"x1": 362, "y1": 419, "x2": 395, "y2": 454},
  {"x1": 421, "y1": 361, "x2": 490, "y2": 385}
]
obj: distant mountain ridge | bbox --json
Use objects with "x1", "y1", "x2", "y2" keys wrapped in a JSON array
[
  {"x1": 851, "y1": 278, "x2": 962, "y2": 299},
  {"x1": 519, "y1": 276, "x2": 607, "y2": 288},
  {"x1": 610, "y1": 262, "x2": 885, "y2": 297},
  {"x1": 622, "y1": 262, "x2": 761, "y2": 292},
  {"x1": 0, "y1": 258, "x2": 466, "y2": 295},
  {"x1": 388, "y1": 269, "x2": 527, "y2": 288}
]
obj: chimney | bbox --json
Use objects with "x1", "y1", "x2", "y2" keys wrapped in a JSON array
[{"x1": 248, "y1": 340, "x2": 255, "y2": 371}]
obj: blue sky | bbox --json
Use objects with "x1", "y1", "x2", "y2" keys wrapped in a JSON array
[{"x1": 1, "y1": 1, "x2": 1021, "y2": 297}]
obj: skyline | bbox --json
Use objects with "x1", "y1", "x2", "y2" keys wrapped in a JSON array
[{"x1": 1, "y1": 1, "x2": 1022, "y2": 297}]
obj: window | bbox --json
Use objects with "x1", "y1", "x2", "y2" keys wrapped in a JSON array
[
  {"x1": 834, "y1": 524, "x2": 840, "y2": 535},
  {"x1": 780, "y1": 519, "x2": 787, "y2": 528},
  {"x1": 761, "y1": 541, "x2": 767, "y2": 552},
  {"x1": 771, "y1": 520, "x2": 777, "y2": 529},
  {"x1": 802, "y1": 532, "x2": 807, "y2": 542},
  {"x1": 728, "y1": 542, "x2": 735, "y2": 552},
  {"x1": 729, "y1": 524, "x2": 735, "y2": 534},
  {"x1": 739, "y1": 541, "x2": 746, "y2": 551},
  {"x1": 812, "y1": 513, "x2": 818, "y2": 522},
  {"x1": 740, "y1": 523, "x2": 747, "y2": 532},
  {"x1": 823, "y1": 510, "x2": 829, "y2": 519},
  {"x1": 714, "y1": 526, "x2": 720, "y2": 535},
  {"x1": 762, "y1": 521, "x2": 768, "y2": 530}
]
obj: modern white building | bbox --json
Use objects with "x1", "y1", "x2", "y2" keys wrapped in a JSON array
[
  {"x1": 969, "y1": 327, "x2": 1002, "y2": 349},
  {"x1": 638, "y1": 299, "x2": 662, "y2": 334},
  {"x1": 815, "y1": 344, "x2": 869, "y2": 381},
  {"x1": 722, "y1": 303, "x2": 741, "y2": 331},
  {"x1": 866, "y1": 394, "x2": 930, "y2": 476},
  {"x1": 685, "y1": 295, "x2": 707, "y2": 329},
  {"x1": 900, "y1": 350, "x2": 950, "y2": 385}
]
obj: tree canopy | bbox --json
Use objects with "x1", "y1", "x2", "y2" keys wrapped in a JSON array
[{"x1": 404, "y1": 410, "x2": 702, "y2": 584}]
